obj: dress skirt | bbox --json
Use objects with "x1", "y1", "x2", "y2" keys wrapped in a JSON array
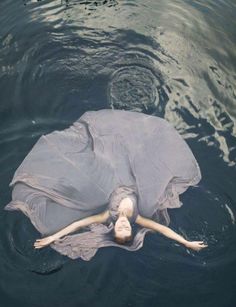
[{"x1": 4, "y1": 109, "x2": 201, "y2": 260}]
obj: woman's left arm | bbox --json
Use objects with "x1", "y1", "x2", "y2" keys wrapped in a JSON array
[{"x1": 135, "y1": 215, "x2": 208, "y2": 251}]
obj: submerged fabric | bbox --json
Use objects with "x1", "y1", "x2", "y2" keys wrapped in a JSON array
[{"x1": 4, "y1": 109, "x2": 201, "y2": 260}]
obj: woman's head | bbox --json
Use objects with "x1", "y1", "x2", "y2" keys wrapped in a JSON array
[
  {"x1": 108, "y1": 185, "x2": 138, "y2": 244},
  {"x1": 114, "y1": 215, "x2": 132, "y2": 244},
  {"x1": 114, "y1": 196, "x2": 134, "y2": 243}
]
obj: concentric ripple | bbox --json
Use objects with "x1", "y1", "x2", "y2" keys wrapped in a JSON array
[
  {"x1": 0, "y1": 0, "x2": 236, "y2": 307},
  {"x1": 108, "y1": 66, "x2": 160, "y2": 111}
]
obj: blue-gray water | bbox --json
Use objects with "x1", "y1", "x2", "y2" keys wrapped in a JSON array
[{"x1": 0, "y1": 1, "x2": 236, "y2": 307}]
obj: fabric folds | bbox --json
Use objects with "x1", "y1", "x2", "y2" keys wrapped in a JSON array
[{"x1": 4, "y1": 109, "x2": 201, "y2": 260}]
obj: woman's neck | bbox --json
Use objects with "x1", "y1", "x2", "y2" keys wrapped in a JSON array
[{"x1": 118, "y1": 197, "x2": 134, "y2": 218}]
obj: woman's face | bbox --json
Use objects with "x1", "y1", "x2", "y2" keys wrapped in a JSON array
[{"x1": 114, "y1": 216, "x2": 132, "y2": 240}]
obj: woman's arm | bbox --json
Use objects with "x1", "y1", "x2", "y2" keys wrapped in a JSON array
[
  {"x1": 34, "y1": 210, "x2": 110, "y2": 249},
  {"x1": 135, "y1": 215, "x2": 208, "y2": 251}
]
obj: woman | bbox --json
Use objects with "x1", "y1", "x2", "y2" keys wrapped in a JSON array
[
  {"x1": 5, "y1": 109, "x2": 207, "y2": 260},
  {"x1": 34, "y1": 186, "x2": 207, "y2": 251}
]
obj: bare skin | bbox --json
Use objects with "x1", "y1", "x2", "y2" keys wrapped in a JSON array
[{"x1": 34, "y1": 197, "x2": 208, "y2": 252}]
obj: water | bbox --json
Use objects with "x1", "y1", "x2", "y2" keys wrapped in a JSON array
[{"x1": 0, "y1": 1, "x2": 236, "y2": 306}]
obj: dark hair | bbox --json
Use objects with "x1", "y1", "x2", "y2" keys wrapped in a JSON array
[{"x1": 113, "y1": 229, "x2": 133, "y2": 245}]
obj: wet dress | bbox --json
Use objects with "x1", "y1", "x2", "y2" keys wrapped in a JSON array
[{"x1": 4, "y1": 109, "x2": 201, "y2": 260}]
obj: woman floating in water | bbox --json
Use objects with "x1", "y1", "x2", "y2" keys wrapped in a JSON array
[{"x1": 5, "y1": 109, "x2": 207, "y2": 260}]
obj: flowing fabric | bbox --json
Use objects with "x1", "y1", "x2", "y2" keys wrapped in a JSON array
[{"x1": 4, "y1": 109, "x2": 201, "y2": 260}]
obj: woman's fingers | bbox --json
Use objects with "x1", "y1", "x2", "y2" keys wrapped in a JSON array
[
  {"x1": 34, "y1": 243, "x2": 43, "y2": 248},
  {"x1": 34, "y1": 240, "x2": 43, "y2": 245},
  {"x1": 187, "y1": 241, "x2": 208, "y2": 251},
  {"x1": 195, "y1": 241, "x2": 208, "y2": 247},
  {"x1": 33, "y1": 236, "x2": 54, "y2": 249},
  {"x1": 34, "y1": 239, "x2": 48, "y2": 248},
  {"x1": 34, "y1": 244, "x2": 43, "y2": 249},
  {"x1": 34, "y1": 242, "x2": 42, "y2": 245},
  {"x1": 199, "y1": 242, "x2": 208, "y2": 247},
  {"x1": 34, "y1": 241, "x2": 45, "y2": 245},
  {"x1": 197, "y1": 243, "x2": 208, "y2": 250}
]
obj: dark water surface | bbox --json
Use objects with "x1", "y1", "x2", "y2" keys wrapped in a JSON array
[{"x1": 1, "y1": 1, "x2": 236, "y2": 306}]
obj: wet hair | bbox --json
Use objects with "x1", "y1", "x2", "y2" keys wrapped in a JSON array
[{"x1": 114, "y1": 230, "x2": 133, "y2": 245}]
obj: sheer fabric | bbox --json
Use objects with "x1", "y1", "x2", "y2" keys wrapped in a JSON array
[{"x1": 5, "y1": 110, "x2": 201, "y2": 260}]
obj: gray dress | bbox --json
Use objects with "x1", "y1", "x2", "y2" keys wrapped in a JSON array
[{"x1": 4, "y1": 109, "x2": 201, "y2": 260}]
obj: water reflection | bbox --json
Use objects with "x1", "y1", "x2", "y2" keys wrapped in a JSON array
[{"x1": 0, "y1": 0, "x2": 236, "y2": 306}]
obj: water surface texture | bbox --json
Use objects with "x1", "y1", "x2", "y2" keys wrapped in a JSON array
[{"x1": 0, "y1": 1, "x2": 236, "y2": 307}]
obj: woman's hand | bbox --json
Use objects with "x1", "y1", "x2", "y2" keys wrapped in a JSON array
[
  {"x1": 34, "y1": 236, "x2": 55, "y2": 249},
  {"x1": 185, "y1": 241, "x2": 208, "y2": 251}
]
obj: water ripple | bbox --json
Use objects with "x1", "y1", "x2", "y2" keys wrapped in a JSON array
[
  {"x1": 0, "y1": 0, "x2": 236, "y2": 306},
  {"x1": 109, "y1": 66, "x2": 160, "y2": 112}
]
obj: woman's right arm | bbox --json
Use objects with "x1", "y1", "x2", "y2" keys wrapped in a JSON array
[{"x1": 34, "y1": 210, "x2": 110, "y2": 249}]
